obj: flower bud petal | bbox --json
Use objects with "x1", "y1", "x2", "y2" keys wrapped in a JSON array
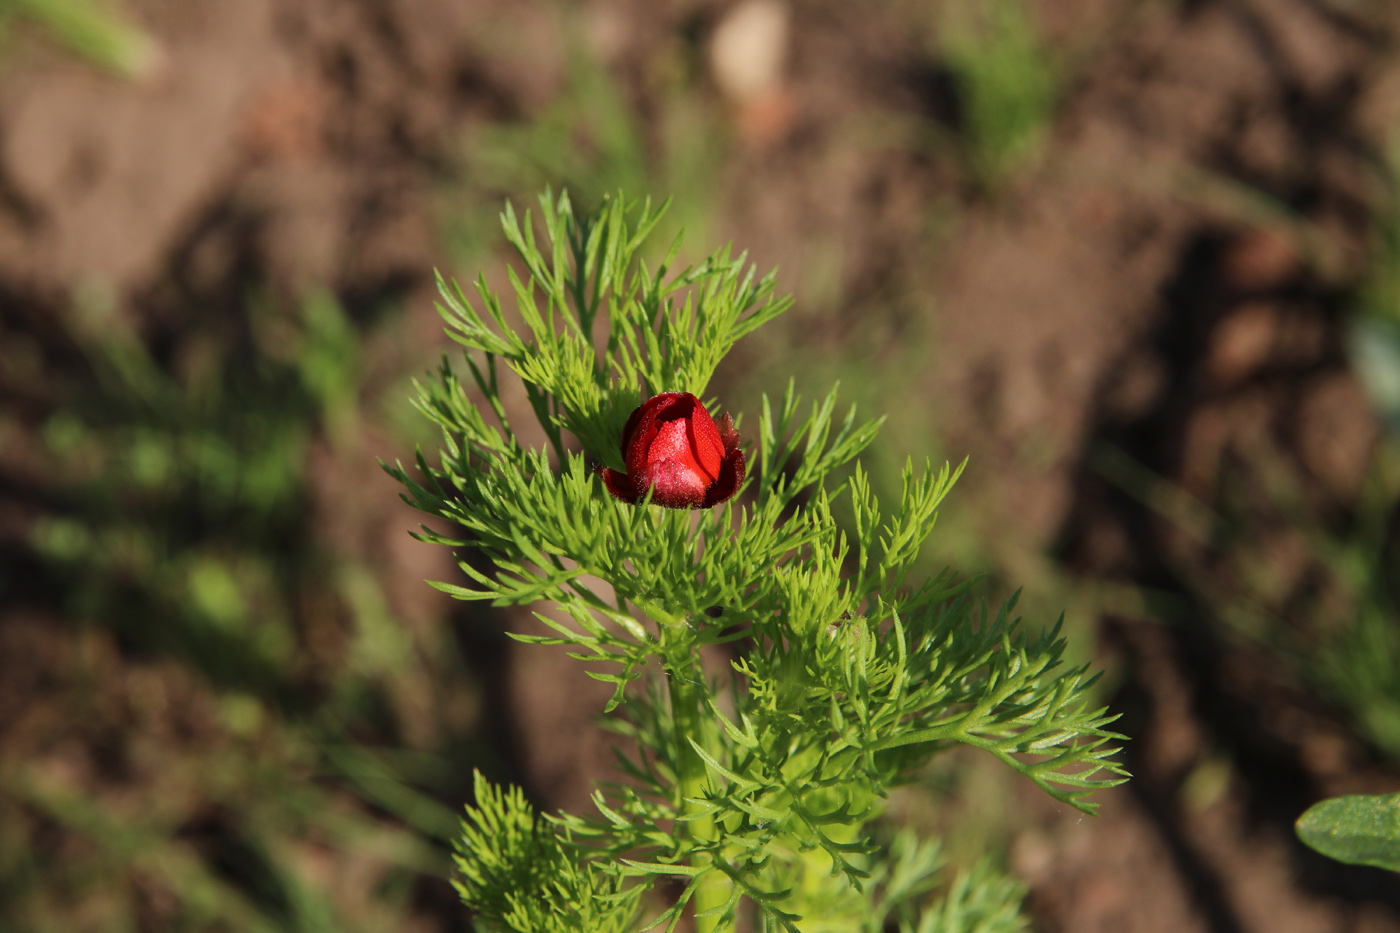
[
  {"x1": 598, "y1": 467, "x2": 638, "y2": 503},
  {"x1": 604, "y1": 392, "x2": 746, "y2": 510},
  {"x1": 648, "y1": 419, "x2": 712, "y2": 484},
  {"x1": 688, "y1": 408, "x2": 726, "y2": 480},
  {"x1": 702, "y1": 447, "x2": 746, "y2": 508},
  {"x1": 637, "y1": 459, "x2": 709, "y2": 509}
]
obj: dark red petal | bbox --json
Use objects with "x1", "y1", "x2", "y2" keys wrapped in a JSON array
[
  {"x1": 598, "y1": 466, "x2": 639, "y2": 503},
  {"x1": 637, "y1": 459, "x2": 708, "y2": 509},
  {"x1": 686, "y1": 403, "x2": 726, "y2": 480},
  {"x1": 702, "y1": 446, "x2": 746, "y2": 508},
  {"x1": 646, "y1": 419, "x2": 712, "y2": 485},
  {"x1": 623, "y1": 393, "x2": 686, "y2": 476},
  {"x1": 619, "y1": 404, "x2": 645, "y2": 453}
]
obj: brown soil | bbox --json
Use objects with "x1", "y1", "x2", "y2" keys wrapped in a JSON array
[{"x1": 3, "y1": 0, "x2": 1400, "y2": 930}]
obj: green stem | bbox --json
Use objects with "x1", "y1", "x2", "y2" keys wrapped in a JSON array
[{"x1": 667, "y1": 643, "x2": 732, "y2": 933}]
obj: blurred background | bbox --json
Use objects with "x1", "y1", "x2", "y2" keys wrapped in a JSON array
[{"x1": 3, "y1": 0, "x2": 1400, "y2": 930}]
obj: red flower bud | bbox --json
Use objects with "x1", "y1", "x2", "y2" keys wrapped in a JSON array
[{"x1": 598, "y1": 392, "x2": 746, "y2": 509}]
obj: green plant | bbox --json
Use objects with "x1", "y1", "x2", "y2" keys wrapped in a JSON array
[
  {"x1": 1296, "y1": 792, "x2": 1400, "y2": 873},
  {"x1": 389, "y1": 190, "x2": 1127, "y2": 932},
  {"x1": 0, "y1": 0, "x2": 156, "y2": 76},
  {"x1": 937, "y1": 0, "x2": 1058, "y2": 192}
]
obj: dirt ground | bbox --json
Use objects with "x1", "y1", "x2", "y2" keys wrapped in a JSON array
[{"x1": 3, "y1": 0, "x2": 1400, "y2": 930}]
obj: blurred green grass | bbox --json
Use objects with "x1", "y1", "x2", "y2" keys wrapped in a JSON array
[
  {"x1": 1095, "y1": 130, "x2": 1400, "y2": 767},
  {"x1": 0, "y1": 0, "x2": 157, "y2": 76},
  {"x1": 1092, "y1": 431, "x2": 1400, "y2": 765},
  {"x1": 436, "y1": 9, "x2": 725, "y2": 274},
  {"x1": 1, "y1": 289, "x2": 479, "y2": 931},
  {"x1": 937, "y1": 0, "x2": 1059, "y2": 194}
]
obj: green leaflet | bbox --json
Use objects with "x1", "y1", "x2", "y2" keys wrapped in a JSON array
[{"x1": 1296, "y1": 793, "x2": 1400, "y2": 873}]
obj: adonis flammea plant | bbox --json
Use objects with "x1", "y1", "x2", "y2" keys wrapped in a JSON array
[{"x1": 386, "y1": 190, "x2": 1127, "y2": 933}]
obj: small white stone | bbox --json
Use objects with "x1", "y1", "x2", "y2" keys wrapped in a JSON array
[{"x1": 709, "y1": 0, "x2": 791, "y2": 104}]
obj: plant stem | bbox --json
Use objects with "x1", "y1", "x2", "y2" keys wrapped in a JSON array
[{"x1": 667, "y1": 644, "x2": 733, "y2": 933}]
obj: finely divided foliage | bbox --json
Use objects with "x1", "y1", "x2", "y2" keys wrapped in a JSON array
[{"x1": 387, "y1": 191, "x2": 1127, "y2": 932}]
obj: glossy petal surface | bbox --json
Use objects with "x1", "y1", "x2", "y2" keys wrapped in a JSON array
[{"x1": 602, "y1": 392, "x2": 745, "y2": 510}]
